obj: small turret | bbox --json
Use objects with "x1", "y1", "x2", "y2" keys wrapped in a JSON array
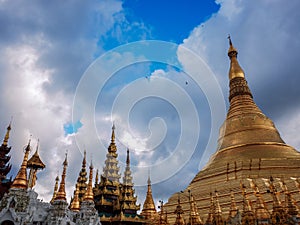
[
  {"x1": 141, "y1": 173, "x2": 158, "y2": 221},
  {"x1": 70, "y1": 184, "x2": 80, "y2": 212},
  {"x1": 82, "y1": 160, "x2": 94, "y2": 202},
  {"x1": 174, "y1": 193, "x2": 185, "y2": 225},
  {"x1": 11, "y1": 139, "x2": 31, "y2": 189},
  {"x1": 54, "y1": 153, "x2": 68, "y2": 201},
  {"x1": 50, "y1": 176, "x2": 59, "y2": 204}
]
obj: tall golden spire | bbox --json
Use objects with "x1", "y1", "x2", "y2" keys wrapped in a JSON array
[
  {"x1": 70, "y1": 184, "x2": 80, "y2": 212},
  {"x1": 2, "y1": 121, "x2": 11, "y2": 146},
  {"x1": 83, "y1": 160, "x2": 94, "y2": 202},
  {"x1": 227, "y1": 35, "x2": 245, "y2": 81},
  {"x1": 214, "y1": 36, "x2": 287, "y2": 152},
  {"x1": 50, "y1": 175, "x2": 59, "y2": 204},
  {"x1": 11, "y1": 139, "x2": 31, "y2": 189},
  {"x1": 141, "y1": 173, "x2": 157, "y2": 219},
  {"x1": 55, "y1": 153, "x2": 68, "y2": 201}
]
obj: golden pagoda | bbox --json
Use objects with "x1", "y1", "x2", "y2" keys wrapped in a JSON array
[
  {"x1": 93, "y1": 125, "x2": 145, "y2": 225},
  {"x1": 93, "y1": 124, "x2": 122, "y2": 218},
  {"x1": 70, "y1": 184, "x2": 80, "y2": 212},
  {"x1": 10, "y1": 139, "x2": 31, "y2": 190},
  {"x1": 164, "y1": 37, "x2": 300, "y2": 223},
  {"x1": 70, "y1": 150, "x2": 88, "y2": 207},
  {"x1": 54, "y1": 153, "x2": 68, "y2": 201},
  {"x1": 120, "y1": 149, "x2": 140, "y2": 215},
  {"x1": 141, "y1": 174, "x2": 159, "y2": 224},
  {"x1": 50, "y1": 175, "x2": 59, "y2": 204}
]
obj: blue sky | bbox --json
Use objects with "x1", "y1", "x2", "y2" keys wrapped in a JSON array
[{"x1": 1, "y1": 0, "x2": 300, "y2": 210}]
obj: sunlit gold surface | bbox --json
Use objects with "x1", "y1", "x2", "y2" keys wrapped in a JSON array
[
  {"x1": 55, "y1": 153, "x2": 68, "y2": 201},
  {"x1": 164, "y1": 39, "x2": 300, "y2": 223},
  {"x1": 83, "y1": 162, "x2": 94, "y2": 202},
  {"x1": 141, "y1": 175, "x2": 158, "y2": 221},
  {"x1": 2, "y1": 122, "x2": 11, "y2": 146},
  {"x1": 11, "y1": 140, "x2": 31, "y2": 189},
  {"x1": 50, "y1": 176, "x2": 59, "y2": 204},
  {"x1": 70, "y1": 184, "x2": 80, "y2": 212}
]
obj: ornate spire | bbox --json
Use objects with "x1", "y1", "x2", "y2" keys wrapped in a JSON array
[
  {"x1": 228, "y1": 190, "x2": 238, "y2": 218},
  {"x1": 174, "y1": 193, "x2": 185, "y2": 225},
  {"x1": 188, "y1": 191, "x2": 203, "y2": 225},
  {"x1": 70, "y1": 184, "x2": 80, "y2": 212},
  {"x1": 11, "y1": 139, "x2": 31, "y2": 189},
  {"x1": 27, "y1": 140, "x2": 46, "y2": 189},
  {"x1": 55, "y1": 153, "x2": 68, "y2": 201},
  {"x1": 0, "y1": 122, "x2": 12, "y2": 180},
  {"x1": 101, "y1": 124, "x2": 121, "y2": 182},
  {"x1": 50, "y1": 175, "x2": 59, "y2": 204},
  {"x1": 227, "y1": 35, "x2": 245, "y2": 81},
  {"x1": 240, "y1": 182, "x2": 256, "y2": 225},
  {"x1": 95, "y1": 168, "x2": 99, "y2": 186},
  {"x1": 108, "y1": 124, "x2": 117, "y2": 156},
  {"x1": 141, "y1": 173, "x2": 157, "y2": 220},
  {"x1": 83, "y1": 160, "x2": 94, "y2": 202},
  {"x1": 249, "y1": 179, "x2": 270, "y2": 221},
  {"x1": 93, "y1": 124, "x2": 122, "y2": 215},
  {"x1": 214, "y1": 191, "x2": 222, "y2": 215},
  {"x1": 213, "y1": 190, "x2": 224, "y2": 225},
  {"x1": 123, "y1": 149, "x2": 133, "y2": 186},
  {"x1": 2, "y1": 121, "x2": 11, "y2": 146},
  {"x1": 215, "y1": 36, "x2": 285, "y2": 151},
  {"x1": 268, "y1": 177, "x2": 287, "y2": 224},
  {"x1": 205, "y1": 192, "x2": 214, "y2": 224},
  {"x1": 120, "y1": 148, "x2": 140, "y2": 215},
  {"x1": 74, "y1": 150, "x2": 87, "y2": 203}
]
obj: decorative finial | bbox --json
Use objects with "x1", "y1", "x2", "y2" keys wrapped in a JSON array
[
  {"x1": 126, "y1": 148, "x2": 130, "y2": 165},
  {"x1": 228, "y1": 34, "x2": 233, "y2": 46},
  {"x1": 111, "y1": 123, "x2": 116, "y2": 143},
  {"x1": 147, "y1": 170, "x2": 151, "y2": 186},
  {"x1": 95, "y1": 168, "x2": 99, "y2": 185},
  {"x1": 3, "y1": 120, "x2": 12, "y2": 146},
  {"x1": 63, "y1": 151, "x2": 68, "y2": 166}
]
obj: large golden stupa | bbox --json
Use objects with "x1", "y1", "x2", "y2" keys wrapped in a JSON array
[{"x1": 164, "y1": 38, "x2": 300, "y2": 224}]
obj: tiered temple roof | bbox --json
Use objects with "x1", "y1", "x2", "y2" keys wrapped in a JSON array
[{"x1": 120, "y1": 149, "x2": 140, "y2": 215}]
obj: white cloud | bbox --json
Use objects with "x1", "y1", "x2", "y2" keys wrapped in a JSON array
[{"x1": 1, "y1": 0, "x2": 300, "y2": 208}]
